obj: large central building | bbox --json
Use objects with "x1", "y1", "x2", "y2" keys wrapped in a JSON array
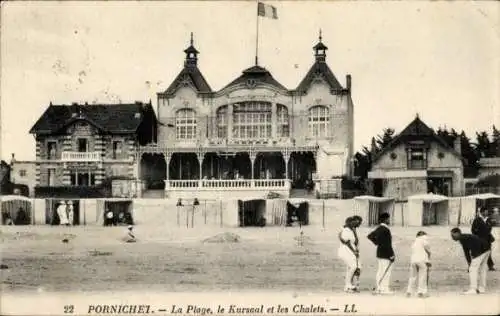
[{"x1": 140, "y1": 33, "x2": 355, "y2": 199}]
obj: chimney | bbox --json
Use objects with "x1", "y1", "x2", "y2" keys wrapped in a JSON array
[
  {"x1": 454, "y1": 137, "x2": 461, "y2": 155},
  {"x1": 346, "y1": 74, "x2": 352, "y2": 91},
  {"x1": 10, "y1": 153, "x2": 15, "y2": 166}
]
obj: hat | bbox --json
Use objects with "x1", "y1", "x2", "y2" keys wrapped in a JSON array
[
  {"x1": 67, "y1": 200, "x2": 73, "y2": 205},
  {"x1": 128, "y1": 225, "x2": 133, "y2": 230},
  {"x1": 378, "y1": 212, "x2": 390, "y2": 222},
  {"x1": 59, "y1": 201, "x2": 66, "y2": 205}
]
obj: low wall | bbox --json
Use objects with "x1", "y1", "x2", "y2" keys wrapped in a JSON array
[
  {"x1": 131, "y1": 199, "x2": 239, "y2": 228},
  {"x1": 165, "y1": 189, "x2": 290, "y2": 200},
  {"x1": 4, "y1": 197, "x2": 488, "y2": 229}
]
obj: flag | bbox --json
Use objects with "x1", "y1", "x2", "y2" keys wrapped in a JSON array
[{"x1": 258, "y1": 2, "x2": 278, "y2": 19}]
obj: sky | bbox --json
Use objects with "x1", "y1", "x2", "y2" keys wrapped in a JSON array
[{"x1": 1, "y1": 1, "x2": 499, "y2": 161}]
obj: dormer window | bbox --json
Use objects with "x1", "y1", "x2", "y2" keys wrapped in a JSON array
[{"x1": 407, "y1": 147, "x2": 428, "y2": 170}]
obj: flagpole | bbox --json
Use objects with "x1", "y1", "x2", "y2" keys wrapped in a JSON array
[{"x1": 255, "y1": 0, "x2": 260, "y2": 66}]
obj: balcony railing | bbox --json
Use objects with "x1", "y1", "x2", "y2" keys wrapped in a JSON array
[
  {"x1": 166, "y1": 179, "x2": 290, "y2": 190},
  {"x1": 61, "y1": 151, "x2": 102, "y2": 162}
]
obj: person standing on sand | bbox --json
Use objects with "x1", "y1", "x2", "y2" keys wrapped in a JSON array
[
  {"x1": 338, "y1": 216, "x2": 363, "y2": 293},
  {"x1": 471, "y1": 207, "x2": 495, "y2": 271},
  {"x1": 450, "y1": 227, "x2": 491, "y2": 294},
  {"x1": 57, "y1": 201, "x2": 69, "y2": 226},
  {"x1": 406, "y1": 231, "x2": 431, "y2": 298},
  {"x1": 67, "y1": 201, "x2": 74, "y2": 226},
  {"x1": 367, "y1": 213, "x2": 395, "y2": 295}
]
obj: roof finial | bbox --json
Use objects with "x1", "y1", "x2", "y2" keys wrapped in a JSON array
[
  {"x1": 319, "y1": 29, "x2": 322, "y2": 43},
  {"x1": 416, "y1": 112, "x2": 420, "y2": 119},
  {"x1": 190, "y1": 32, "x2": 194, "y2": 46}
]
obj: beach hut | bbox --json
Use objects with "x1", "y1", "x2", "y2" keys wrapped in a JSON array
[
  {"x1": 263, "y1": 198, "x2": 310, "y2": 227},
  {"x1": 353, "y1": 195, "x2": 395, "y2": 226},
  {"x1": 45, "y1": 199, "x2": 81, "y2": 225},
  {"x1": 286, "y1": 198, "x2": 309, "y2": 226},
  {"x1": 459, "y1": 193, "x2": 500, "y2": 226},
  {"x1": 1, "y1": 195, "x2": 32, "y2": 225},
  {"x1": 407, "y1": 194, "x2": 449, "y2": 226},
  {"x1": 237, "y1": 198, "x2": 266, "y2": 226}
]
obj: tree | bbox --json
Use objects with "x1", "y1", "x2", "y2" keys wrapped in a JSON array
[
  {"x1": 377, "y1": 128, "x2": 395, "y2": 149},
  {"x1": 353, "y1": 128, "x2": 396, "y2": 180},
  {"x1": 460, "y1": 131, "x2": 480, "y2": 178},
  {"x1": 490, "y1": 125, "x2": 500, "y2": 157},
  {"x1": 475, "y1": 131, "x2": 490, "y2": 158}
]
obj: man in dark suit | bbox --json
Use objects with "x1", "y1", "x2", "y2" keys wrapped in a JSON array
[
  {"x1": 471, "y1": 207, "x2": 495, "y2": 271},
  {"x1": 367, "y1": 213, "x2": 395, "y2": 294},
  {"x1": 451, "y1": 228, "x2": 491, "y2": 294}
]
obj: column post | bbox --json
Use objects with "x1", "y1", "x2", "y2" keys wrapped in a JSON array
[
  {"x1": 283, "y1": 149, "x2": 290, "y2": 179},
  {"x1": 164, "y1": 151, "x2": 171, "y2": 189},
  {"x1": 283, "y1": 149, "x2": 291, "y2": 191},
  {"x1": 271, "y1": 102, "x2": 277, "y2": 139},
  {"x1": 228, "y1": 103, "x2": 233, "y2": 141},
  {"x1": 197, "y1": 148, "x2": 205, "y2": 189},
  {"x1": 249, "y1": 148, "x2": 256, "y2": 187}
]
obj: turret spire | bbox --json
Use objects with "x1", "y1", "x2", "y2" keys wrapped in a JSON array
[
  {"x1": 313, "y1": 29, "x2": 328, "y2": 62},
  {"x1": 184, "y1": 32, "x2": 199, "y2": 67}
]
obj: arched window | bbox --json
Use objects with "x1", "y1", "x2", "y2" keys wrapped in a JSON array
[
  {"x1": 233, "y1": 102, "x2": 272, "y2": 139},
  {"x1": 216, "y1": 105, "x2": 228, "y2": 138},
  {"x1": 176, "y1": 109, "x2": 197, "y2": 140},
  {"x1": 308, "y1": 106, "x2": 330, "y2": 138},
  {"x1": 277, "y1": 104, "x2": 289, "y2": 137}
]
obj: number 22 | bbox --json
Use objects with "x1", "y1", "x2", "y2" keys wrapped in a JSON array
[{"x1": 64, "y1": 305, "x2": 74, "y2": 314}]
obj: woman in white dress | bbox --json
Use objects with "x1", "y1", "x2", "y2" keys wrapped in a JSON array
[
  {"x1": 67, "y1": 201, "x2": 74, "y2": 226},
  {"x1": 338, "y1": 216, "x2": 362, "y2": 293},
  {"x1": 56, "y1": 201, "x2": 69, "y2": 226}
]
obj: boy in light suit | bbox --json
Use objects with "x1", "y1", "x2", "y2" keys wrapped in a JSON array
[{"x1": 406, "y1": 231, "x2": 431, "y2": 298}]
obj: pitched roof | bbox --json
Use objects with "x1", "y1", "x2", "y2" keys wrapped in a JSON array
[
  {"x1": 163, "y1": 66, "x2": 212, "y2": 95},
  {"x1": 372, "y1": 116, "x2": 462, "y2": 163},
  {"x1": 313, "y1": 41, "x2": 328, "y2": 51},
  {"x1": 220, "y1": 65, "x2": 287, "y2": 91},
  {"x1": 296, "y1": 61, "x2": 344, "y2": 94},
  {"x1": 29, "y1": 102, "x2": 155, "y2": 135},
  {"x1": 184, "y1": 44, "x2": 199, "y2": 54}
]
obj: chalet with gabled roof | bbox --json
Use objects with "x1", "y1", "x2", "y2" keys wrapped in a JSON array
[
  {"x1": 368, "y1": 115, "x2": 464, "y2": 200},
  {"x1": 29, "y1": 101, "x2": 157, "y2": 198}
]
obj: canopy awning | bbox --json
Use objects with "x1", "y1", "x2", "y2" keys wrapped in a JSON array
[
  {"x1": 287, "y1": 198, "x2": 309, "y2": 207},
  {"x1": 408, "y1": 193, "x2": 449, "y2": 203},
  {"x1": 368, "y1": 170, "x2": 427, "y2": 179},
  {"x1": 238, "y1": 198, "x2": 265, "y2": 202},
  {"x1": 467, "y1": 193, "x2": 500, "y2": 200},
  {"x1": 0, "y1": 195, "x2": 31, "y2": 202},
  {"x1": 354, "y1": 195, "x2": 395, "y2": 202}
]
